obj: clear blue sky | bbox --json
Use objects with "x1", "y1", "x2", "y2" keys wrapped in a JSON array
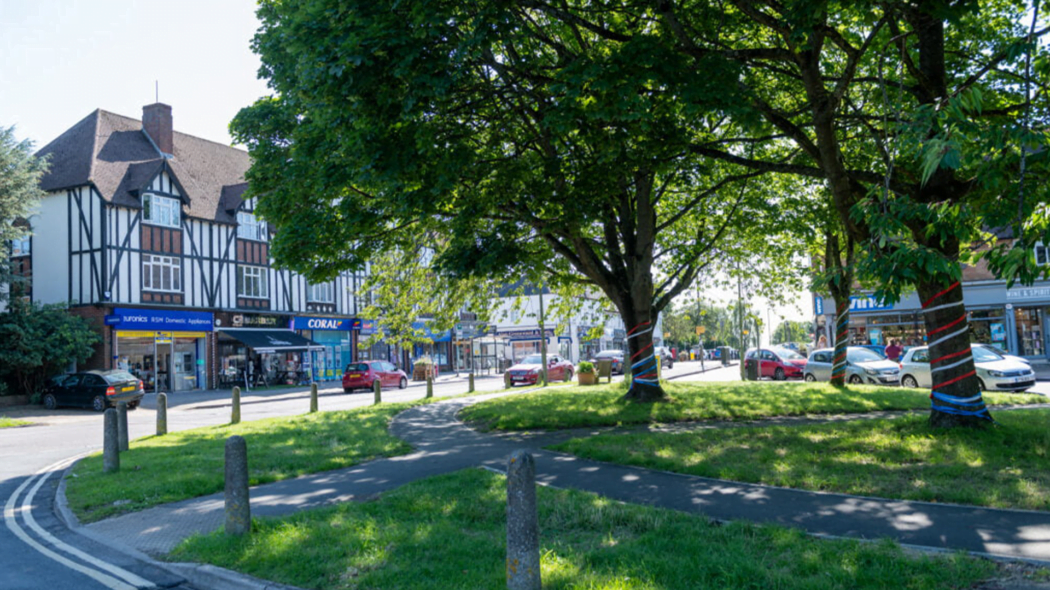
[{"x1": 0, "y1": 0, "x2": 269, "y2": 148}]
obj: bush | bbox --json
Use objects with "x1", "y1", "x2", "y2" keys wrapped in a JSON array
[
  {"x1": 0, "y1": 299, "x2": 99, "y2": 396},
  {"x1": 577, "y1": 361, "x2": 595, "y2": 374}
]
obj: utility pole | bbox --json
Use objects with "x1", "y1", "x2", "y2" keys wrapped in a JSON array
[{"x1": 538, "y1": 282, "x2": 548, "y2": 386}]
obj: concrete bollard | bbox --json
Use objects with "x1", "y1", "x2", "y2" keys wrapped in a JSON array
[
  {"x1": 506, "y1": 450, "x2": 541, "y2": 590},
  {"x1": 310, "y1": 383, "x2": 318, "y2": 413},
  {"x1": 156, "y1": 393, "x2": 168, "y2": 436},
  {"x1": 468, "y1": 372, "x2": 475, "y2": 393},
  {"x1": 224, "y1": 435, "x2": 251, "y2": 536},
  {"x1": 373, "y1": 379, "x2": 381, "y2": 405},
  {"x1": 231, "y1": 386, "x2": 241, "y2": 425},
  {"x1": 103, "y1": 408, "x2": 120, "y2": 473},
  {"x1": 504, "y1": 372, "x2": 512, "y2": 389},
  {"x1": 426, "y1": 375, "x2": 433, "y2": 399},
  {"x1": 117, "y1": 401, "x2": 129, "y2": 452}
]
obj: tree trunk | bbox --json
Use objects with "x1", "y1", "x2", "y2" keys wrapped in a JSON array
[
  {"x1": 829, "y1": 297, "x2": 850, "y2": 387},
  {"x1": 916, "y1": 278, "x2": 991, "y2": 429},
  {"x1": 620, "y1": 306, "x2": 665, "y2": 403}
]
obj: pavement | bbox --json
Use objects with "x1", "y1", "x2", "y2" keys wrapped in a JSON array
[{"x1": 46, "y1": 375, "x2": 1050, "y2": 589}]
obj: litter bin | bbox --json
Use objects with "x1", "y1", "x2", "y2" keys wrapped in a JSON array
[{"x1": 719, "y1": 346, "x2": 731, "y2": 367}]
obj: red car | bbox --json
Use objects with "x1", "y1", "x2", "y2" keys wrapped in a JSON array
[
  {"x1": 506, "y1": 354, "x2": 574, "y2": 385},
  {"x1": 342, "y1": 361, "x2": 408, "y2": 393},
  {"x1": 743, "y1": 347, "x2": 807, "y2": 380}
]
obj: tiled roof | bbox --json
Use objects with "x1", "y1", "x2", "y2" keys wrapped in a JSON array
[{"x1": 35, "y1": 109, "x2": 250, "y2": 224}]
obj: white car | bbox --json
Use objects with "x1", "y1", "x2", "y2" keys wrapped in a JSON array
[
  {"x1": 804, "y1": 346, "x2": 900, "y2": 385},
  {"x1": 899, "y1": 344, "x2": 1035, "y2": 392}
]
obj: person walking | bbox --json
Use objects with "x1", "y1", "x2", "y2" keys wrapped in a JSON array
[
  {"x1": 817, "y1": 334, "x2": 828, "y2": 349},
  {"x1": 885, "y1": 339, "x2": 903, "y2": 362}
]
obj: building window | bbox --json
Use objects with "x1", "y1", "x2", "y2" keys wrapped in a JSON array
[
  {"x1": 142, "y1": 193, "x2": 181, "y2": 228},
  {"x1": 10, "y1": 238, "x2": 30, "y2": 256},
  {"x1": 1037, "y1": 242, "x2": 1048, "y2": 266},
  {"x1": 237, "y1": 211, "x2": 267, "y2": 241},
  {"x1": 143, "y1": 254, "x2": 181, "y2": 292},
  {"x1": 308, "y1": 282, "x2": 334, "y2": 303},
  {"x1": 237, "y1": 265, "x2": 269, "y2": 298}
]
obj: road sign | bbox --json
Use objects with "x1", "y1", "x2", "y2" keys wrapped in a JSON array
[{"x1": 697, "y1": 325, "x2": 706, "y2": 334}]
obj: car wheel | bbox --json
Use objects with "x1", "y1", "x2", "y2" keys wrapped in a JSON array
[
  {"x1": 977, "y1": 379, "x2": 986, "y2": 392},
  {"x1": 848, "y1": 375, "x2": 863, "y2": 385},
  {"x1": 43, "y1": 393, "x2": 58, "y2": 410},
  {"x1": 343, "y1": 387, "x2": 352, "y2": 394},
  {"x1": 774, "y1": 368, "x2": 786, "y2": 381},
  {"x1": 565, "y1": 369, "x2": 573, "y2": 382},
  {"x1": 91, "y1": 395, "x2": 107, "y2": 412},
  {"x1": 127, "y1": 401, "x2": 139, "y2": 410},
  {"x1": 901, "y1": 375, "x2": 918, "y2": 389},
  {"x1": 399, "y1": 377, "x2": 407, "y2": 389},
  {"x1": 804, "y1": 374, "x2": 816, "y2": 382}
]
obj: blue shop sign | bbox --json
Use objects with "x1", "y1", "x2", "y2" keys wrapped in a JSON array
[
  {"x1": 104, "y1": 308, "x2": 214, "y2": 332},
  {"x1": 411, "y1": 321, "x2": 452, "y2": 343},
  {"x1": 850, "y1": 295, "x2": 893, "y2": 312},
  {"x1": 814, "y1": 296, "x2": 824, "y2": 316},
  {"x1": 292, "y1": 316, "x2": 353, "y2": 331},
  {"x1": 350, "y1": 319, "x2": 377, "y2": 335}
]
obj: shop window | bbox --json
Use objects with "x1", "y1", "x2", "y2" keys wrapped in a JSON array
[
  {"x1": 237, "y1": 265, "x2": 269, "y2": 298},
  {"x1": 1036, "y1": 242, "x2": 1048, "y2": 266},
  {"x1": 237, "y1": 211, "x2": 267, "y2": 241},
  {"x1": 308, "y1": 282, "x2": 334, "y2": 303},
  {"x1": 142, "y1": 193, "x2": 181, "y2": 229},
  {"x1": 142, "y1": 254, "x2": 182, "y2": 292},
  {"x1": 1015, "y1": 308, "x2": 1044, "y2": 357}
]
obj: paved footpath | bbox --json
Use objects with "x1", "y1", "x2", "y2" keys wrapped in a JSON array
[{"x1": 63, "y1": 387, "x2": 1050, "y2": 588}]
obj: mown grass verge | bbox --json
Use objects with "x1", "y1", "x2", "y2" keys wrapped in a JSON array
[
  {"x1": 552, "y1": 409, "x2": 1050, "y2": 511},
  {"x1": 171, "y1": 468, "x2": 995, "y2": 590},
  {"x1": 460, "y1": 381, "x2": 1045, "y2": 430},
  {"x1": 65, "y1": 401, "x2": 425, "y2": 523},
  {"x1": 0, "y1": 416, "x2": 30, "y2": 428}
]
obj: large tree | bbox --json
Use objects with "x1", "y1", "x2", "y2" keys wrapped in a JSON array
[
  {"x1": 233, "y1": 0, "x2": 801, "y2": 401},
  {"x1": 0, "y1": 126, "x2": 48, "y2": 301}
]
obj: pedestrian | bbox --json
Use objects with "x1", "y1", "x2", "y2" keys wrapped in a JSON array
[
  {"x1": 817, "y1": 334, "x2": 828, "y2": 349},
  {"x1": 885, "y1": 339, "x2": 903, "y2": 362}
]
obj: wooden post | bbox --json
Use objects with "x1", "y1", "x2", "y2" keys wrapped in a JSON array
[
  {"x1": 224, "y1": 435, "x2": 250, "y2": 535},
  {"x1": 156, "y1": 392, "x2": 168, "y2": 436},
  {"x1": 310, "y1": 382, "x2": 318, "y2": 413},
  {"x1": 506, "y1": 450, "x2": 540, "y2": 590},
  {"x1": 103, "y1": 409, "x2": 119, "y2": 473},
  {"x1": 231, "y1": 386, "x2": 241, "y2": 424}
]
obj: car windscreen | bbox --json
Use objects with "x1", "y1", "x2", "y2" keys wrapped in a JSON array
[
  {"x1": 774, "y1": 347, "x2": 805, "y2": 360},
  {"x1": 520, "y1": 355, "x2": 543, "y2": 364},
  {"x1": 971, "y1": 346, "x2": 1003, "y2": 363},
  {"x1": 345, "y1": 363, "x2": 369, "y2": 372},
  {"x1": 847, "y1": 348, "x2": 885, "y2": 363},
  {"x1": 100, "y1": 371, "x2": 137, "y2": 384}
]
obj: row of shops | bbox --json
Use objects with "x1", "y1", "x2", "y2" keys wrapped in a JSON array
[
  {"x1": 815, "y1": 283, "x2": 1050, "y2": 361},
  {"x1": 100, "y1": 307, "x2": 630, "y2": 392}
]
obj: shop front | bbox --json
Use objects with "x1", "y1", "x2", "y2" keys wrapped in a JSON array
[
  {"x1": 104, "y1": 308, "x2": 213, "y2": 392},
  {"x1": 217, "y1": 326, "x2": 323, "y2": 389},
  {"x1": 407, "y1": 321, "x2": 453, "y2": 371},
  {"x1": 291, "y1": 316, "x2": 355, "y2": 381},
  {"x1": 499, "y1": 327, "x2": 556, "y2": 363}
]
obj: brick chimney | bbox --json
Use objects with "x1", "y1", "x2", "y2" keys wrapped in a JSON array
[{"x1": 142, "y1": 103, "x2": 174, "y2": 155}]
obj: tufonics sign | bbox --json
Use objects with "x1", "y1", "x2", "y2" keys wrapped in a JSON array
[
  {"x1": 292, "y1": 316, "x2": 353, "y2": 331},
  {"x1": 104, "y1": 308, "x2": 214, "y2": 332}
]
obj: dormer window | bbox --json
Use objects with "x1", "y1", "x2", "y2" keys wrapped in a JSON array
[
  {"x1": 237, "y1": 211, "x2": 267, "y2": 241},
  {"x1": 142, "y1": 193, "x2": 181, "y2": 228}
]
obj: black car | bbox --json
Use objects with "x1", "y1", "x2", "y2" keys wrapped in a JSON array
[
  {"x1": 43, "y1": 370, "x2": 145, "y2": 412},
  {"x1": 590, "y1": 350, "x2": 626, "y2": 375}
]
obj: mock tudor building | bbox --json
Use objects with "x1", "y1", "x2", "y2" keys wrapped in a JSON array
[{"x1": 27, "y1": 104, "x2": 374, "y2": 390}]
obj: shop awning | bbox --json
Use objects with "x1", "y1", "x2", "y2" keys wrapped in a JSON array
[{"x1": 219, "y1": 329, "x2": 324, "y2": 354}]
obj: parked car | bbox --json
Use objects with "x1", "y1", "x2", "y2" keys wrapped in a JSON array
[
  {"x1": 804, "y1": 346, "x2": 900, "y2": 385},
  {"x1": 973, "y1": 343, "x2": 1031, "y2": 367},
  {"x1": 506, "y1": 354, "x2": 574, "y2": 385},
  {"x1": 42, "y1": 370, "x2": 145, "y2": 412},
  {"x1": 590, "y1": 350, "x2": 625, "y2": 375},
  {"x1": 743, "y1": 347, "x2": 807, "y2": 380},
  {"x1": 899, "y1": 345, "x2": 1035, "y2": 392},
  {"x1": 656, "y1": 346, "x2": 674, "y2": 369},
  {"x1": 342, "y1": 361, "x2": 408, "y2": 393},
  {"x1": 858, "y1": 344, "x2": 887, "y2": 358}
]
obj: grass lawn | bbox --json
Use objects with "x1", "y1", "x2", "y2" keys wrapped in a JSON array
[
  {"x1": 170, "y1": 468, "x2": 995, "y2": 590},
  {"x1": 460, "y1": 380, "x2": 1045, "y2": 430},
  {"x1": 552, "y1": 409, "x2": 1050, "y2": 511},
  {"x1": 65, "y1": 401, "x2": 424, "y2": 523},
  {"x1": 0, "y1": 416, "x2": 29, "y2": 428}
]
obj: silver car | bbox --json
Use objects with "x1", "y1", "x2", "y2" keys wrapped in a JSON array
[
  {"x1": 804, "y1": 346, "x2": 901, "y2": 385},
  {"x1": 899, "y1": 344, "x2": 1035, "y2": 392}
]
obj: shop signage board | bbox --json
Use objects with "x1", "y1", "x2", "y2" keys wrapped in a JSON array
[
  {"x1": 1006, "y1": 286, "x2": 1050, "y2": 301},
  {"x1": 105, "y1": 308, "x2": 214, "y2": 332},
  {"x1": 292, "y1": 316, "x2": 354, "y2": 331},
  {"x1": 500, "y1": 328, "x2": 556, "y2": 341},
  {"x1": 850, "y1": 296, "x2": 893, "y2": 312},
  {"x1": 350, "y1": 319, "x2": 377, "y2": 335},
  {"x1": 814, "y1": 296, "x2": 824, "y2": 315}
]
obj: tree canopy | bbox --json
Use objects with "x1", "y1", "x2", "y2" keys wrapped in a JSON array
[{"x1": 0, "y1": 126, "x2": 48, "y2": 300}]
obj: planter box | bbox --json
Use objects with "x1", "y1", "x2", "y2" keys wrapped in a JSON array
[{"x1": 577, "y1": 372, "x2": 596, "y2": 386}]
